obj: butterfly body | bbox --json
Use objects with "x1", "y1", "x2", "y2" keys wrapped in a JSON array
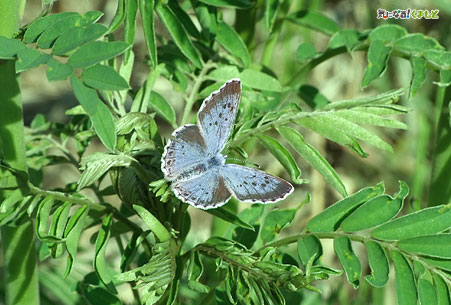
[{"x1": 161, "y1": 79, "x2": 294, "y2": 209}]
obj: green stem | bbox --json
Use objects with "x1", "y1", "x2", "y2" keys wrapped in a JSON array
[
  {"x1": 180, "y1": 62, "x2": 216, "y2": 125},
  {"x1": 0, "y1": 1, "x2": 39, "y2": 304},
  {"x1": 229, "y1": 110, "x2": 330, "y2": 147}
]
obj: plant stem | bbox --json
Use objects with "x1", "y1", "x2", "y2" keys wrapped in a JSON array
[
  {"x1": 180, "y1": 62, "x2": 216, "y2": 126},
  {"x1": 0, "y1": 1, "x2": 39, "y2": 304}
]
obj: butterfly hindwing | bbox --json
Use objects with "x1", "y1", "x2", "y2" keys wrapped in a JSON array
[
  {"x1": 172, "y1": 169, "x2": 232, "y2": 209},
  {"x1": 161, "y1": 124, "x2": 209, "y2": 181},
  {"x1": 221, "y1": 164, "x2": 294, "y2": 203},
  {"x1": 197, "y1": 79, "x2": 241, "y2": 156}
]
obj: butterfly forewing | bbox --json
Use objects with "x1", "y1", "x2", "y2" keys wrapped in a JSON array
[
  {"x1": 172, "y1": 169, "x2": 232, "y2": 209},
  {"x1": 161, "y1": 124, "x2": 209, "y2": 181},
  {"x1": 197, "y1": 79, "x2": 241, "y2": 156},
  {"x1": 221, "y1": 164, "x2": 294, "y2": 203}
]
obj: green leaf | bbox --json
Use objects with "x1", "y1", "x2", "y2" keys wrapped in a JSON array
[
  {"x1": 390, "y1": 250, "x2": 418, "y2": 305},
  {"x1": 393, "y1": 33, "x2": 444, "y2": 53},
  {"x1": 409, "y1": 56, "x2": 427, "y2": 98},
  {"x1": 295, "y1": 116, "x2": 367, "y2": 157},
  {"x1": 419, "y1": 278, "x2": 438, "y2": 305},
  {"x1": 206, "y1": 206, "x2": 254, "y2": 231},
  {"x1": 261, "y1": 209, "x2": 296, "y2": 242},
  {"x1": 216, "y1": 21, "x2": 250, "y2": 67},
  {"x1": 433, "y1": 274, "x2": 451, "y2": 305},
  {"x1": 156, "y1": 3, "x2": 202, "y2": 68},
  {"x1": 300, "y1": 113, "x2": 393, "y2": 152},
  {"x1": 0, "y1": 161, "x2": 29, "y2": 190},
  {"x1": 286, "y1": 11, "x2": 340, "y2": 36},
  {"x1": 70, "y1": 77, "x2": 117, "y2": 151},
  {"x1": 83, "y1": 285, "x2": 122, "y2": 305},
  {"x1": 295, "y1": 42, "x2": 318, "y2": 63},
  {"x1": 148, "y1": 91, "x2": 176, "y2": 125},
  {"x1": 334, "y1": 109, "x2": 408, "y2": 129},
  {"x1": 78, "y1": 153, "x2": 134, "y2": 190},
  {"x1": 334, "y1": 236, "x2": 361, "y2": 288},
  {"x1": 307, "y1": 182, "x2": 385, "y2": 232},
  {"x1": 361, "y1": 40, "x2": 392, "y2": 88},
  {"x1": 168, "y1": 0, "x2": 201, "y2": 39},
  {"x1": 197, "y1": 0, "x2": 253, "y2": 9},
  {"x1": 0, "y1": 189, "x2": 26, "y2": 225},
  {"x1": 371, "y1": 204, "x2": 451, "y2": 241},
  {"x1": 193, "y1": 3, "x2": 217, "y2": 42},
  {"x1": 297, "y1": 236, "x2": 322, "y2": 266},
  {"x1": 265, "y1": 0, "x2": 279, "y2": 32},
  {"x1": 423, "y1": 49, "x2": 451, "y2": 70},
  {"x1": 108, "y1": 0, "x2": 126, "y2": 34},
  {"x1": 64, "y1": 206, "x2": 89, "y2": 277},
  {"x1": 37, "y1": 14, "x2": 84, "y2": 49},
  {"x1": 322, "y1": 87, "x2": 407, "y2": 111},
  {"x1": 23, "y1": 12, "x2": 79, "y2": 43},
  {"x1": 36, "y1": 196, "x2": 57, "y2": 241},
  {"x1": 94, "y1": 214, "x2": 117, "y2": 293},
  {"x1": 188, "y1": 280, "x2": 210, "y2": 294},
  {"x1": 340, "y1": 181, "x2": 408, "y2": 232},
  {"x1": 82, "y1": 64, "x2": 129, "y2": 90},
  {"x1": 15, "y1": 47, "x2": 51, "y2": 73},
  {"x1": 52, "y1": 23, "x2": 108, "y2": 55},
  {"x1": 277, "y1": 126, "x2": 347, "y2": 196},
  {"x1": 131, "y1": 65, "x2": 162, "y2": 113},
  {"x1": 68, "y1": 41, "x2": 130, "y2": 68},
  {"x1": 124, "y1": 0, "x2": 138, "y2": 45},
  {"x1": 133, "y1": 205, "x2": 170, "y2": 241},
  {"x1": 257, "y1": 134, "x2": 304, "y2": 184},
  {"x1": 208, "y1": 65, "x2": 240, "y2": 82},
  {"x1": 49, "y1": 202, "x2": 71, "y2": 258},
  {"x1": 422, "y1": 257, "x2": 451, "y2": 272},
  {"x1": 398, "y1": 234, "x2": 451, "y2": 259},
  {"x1": 298, "y1": 85, "x2": 329, "y2": 109},
  {"x1": 46, "y1": 58, "x2": 74, "y2": 81},
  {"x1": 140, "y1": 0, "x2": 157, "y2": 67},
  {"x1": 0, "y1": 36, "x2": 27, "y2": 59},
  {"x1": 240, "y1": 69, "x2": 282, "y2": 92},
  {"x1": 368, "y1": 24, "x2": 408, "y2": 43},
  {"x1": 328, "y1": 29, "x2": 360, "y2": 52},
  {"x1": 364, "y1": 241, "x2": 389, "y2": 287}
]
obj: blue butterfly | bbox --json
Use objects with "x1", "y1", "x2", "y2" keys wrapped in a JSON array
[{"x1": 161, "y1": 79, "x2": 293, "y2": 209}]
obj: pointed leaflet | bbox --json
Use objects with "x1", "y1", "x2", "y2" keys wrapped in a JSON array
[
  {"x1": 307, "y1": 182, "x2": 385, "y2": 232},
  {"x1": 216, "y1": 21, "x2": 250, "y2": 67},
  {"x1": 257, "y1": 134, "x2": 304, "y2": 184},
  {"x1": 277, "y1": 126, "x2": 346, "y2": 196},
  {"x1": 398, "y1": 234, "x2": 451, "y2": 259},
  {"x1": 52, "y1": 23, "x2": 108, "y2": 55},
  {"x1": 285, "y1": 10, "x2": 339, "y2": 36},
  {"x1": 418, "y1": 278, "x2": 438, "y2": 305},
  {"x1": 362, "y1": 40, "x2": 392, "y2": 88},
  {"x1": 371, "y1": 204, "x2": 451, "y2": 241},
  {"x1": 409, "y1": 56, "x2": 427, "y2": 98},
  {"x1": 94, "y1": 214, "x2": 117, "y2": 293},
  {"x1": 64, "y1": 206, "x2": 89, "y2": 277},
  {"x1": 68, "y1": 41, "x2": 130, "y2": 68},
  {"x1": 390, "y1": 250, "x2": 418, "y2": 305},
  {"x1": 156, "y1": 3, "x2": 202, "y2": 68},
  {"x1": 70, "y1": 77, "x2": 117, "y2": 151},
  {"x1": 140, "y1": 0, "x2": 157, "y2": 67},
  {"x1": 340, "y1": 181, "x2": 408, "y2": 232},
  {"x1": 82, "y1": 64, "x2": 129, "y2": 90}
]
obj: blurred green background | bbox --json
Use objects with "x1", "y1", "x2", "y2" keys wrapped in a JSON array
[{"x1": 15, "y1": 0, "x2": 450, "y2": 304}]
